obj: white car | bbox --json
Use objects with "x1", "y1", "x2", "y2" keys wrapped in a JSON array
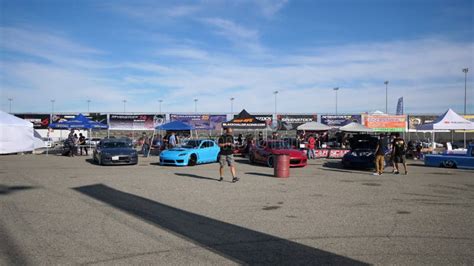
[{"x1": 86, "y1": 138, "x2": 102, "y2": 146}]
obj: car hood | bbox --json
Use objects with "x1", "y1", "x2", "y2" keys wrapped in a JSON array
[
  {"x1": 99, "y1": 147, "x2": 136, "y2": 155},
  {"x1": 271, "y1": 149, "x2": 305, "y2": 157},
  {"x1": 165, "y1": 148, "x2": 193, "y2": 152}
]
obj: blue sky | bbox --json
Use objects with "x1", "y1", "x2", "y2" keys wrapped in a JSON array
[{"x1": 1, "y1": 0, "x2": 473, "y2": 114}]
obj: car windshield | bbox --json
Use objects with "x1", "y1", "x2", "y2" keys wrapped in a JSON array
[
  {"x1": 182, "y1": 140, "x2": 201, "y2": 148},
  {"x1": 268, "y1": 141, "x2": 291, "y2": 149},
  {"x1": 101, "y1": 141, "x2": 130, "y2": 148}
]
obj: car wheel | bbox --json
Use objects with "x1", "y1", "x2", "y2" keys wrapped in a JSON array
[
  {"x1": 267, "y1": 156, "x2": 274, "y2": 168},
  {"x1": 442, "y1": 160, "x2": 456, "y2": 168},
  {"x1": 249, "y1": 153, "x2": 255, "y2": 164},
  {"x1": 188, "y1": 154, "x2": 197, "y2": 166}
]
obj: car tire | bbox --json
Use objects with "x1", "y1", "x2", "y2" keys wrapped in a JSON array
[
  {"x1": 188, "y1": 154, "x2": 197, "y2": 166},
  {"x1": 267, "y1": 156, "x2": 274, "y2": 168},
  {"x1": 442, "y1": 160, "x2": 456, "y2": 168},
  {"x1": 249, "y1": 153, "x2": 255, "y2": 164}
]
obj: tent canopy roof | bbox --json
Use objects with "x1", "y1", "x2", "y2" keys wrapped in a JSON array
[
  {"x1": 1, "y1": 110, "x2": 33, "y2": 127},
  {"x1": 339, "y1": 122, "x2": 373, "y2": 132},
  {"x1": 222, "y1": 109, "x2": 267, "y2": 129},
  {"x1": 416, "y1": 108, "x2": 474, "y2": 131},
  {"x1": 296, "y1": 121, "x2": 330, "y2": 131},
  {"x1": 157, "y1": 120, "x2": 194, "y2": 130}
]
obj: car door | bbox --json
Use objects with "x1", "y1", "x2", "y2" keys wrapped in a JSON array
[
  {"x1": 206, "y1": 141, "x2": 219, "y2": 162},
  {"x1": 198, "y1": 141, "x2": 210, "y2": 162},
  {"x1": 255, "y1": 141, "x2": 267, "y2": 162}
]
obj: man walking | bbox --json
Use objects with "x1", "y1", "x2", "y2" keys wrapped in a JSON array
[
  {"x1": 391, "y1": 133, "x2": 408, "y2": 175},
  {"x1": 373, "y1": 133, "x2": 386, "y2": 175},
  {"x1": 218, "y1": 128, "x2": 238, "y2": 182}
]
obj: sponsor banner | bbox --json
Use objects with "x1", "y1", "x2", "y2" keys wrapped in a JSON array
[
  {"x1": 321, "y1": 115, "x2": 362, "y2": 127},
  {"x1": 14, "y1": 113, "x2": 51, "y2": 129},
  {"x1": 51, "y1": 113, "x2": 108, "y2": 124},
  {"x1": 277, "y1": 114, "x2": 317, "y2": 130},
  {"x1": 328, "y1": 149, "x2": 350, "y2": 159},
  {"x1": 252, "y1": 114, "x2": 273, "y2": 127},
  {"x1": 408, "y1": 115, "x2": 438, "y2": 129},
  {"x1": 170, "y1": 114, "x2": 227, "y2": 130},
  {"x1": 315, "y1": 149, "x2": 329, "y2": 158},
  {"x1": 109, "y1": 114, "x2": 165, "y2": 130},
  {"x1": 363, "y1": 115, "x2": 407, "y2": 132}
]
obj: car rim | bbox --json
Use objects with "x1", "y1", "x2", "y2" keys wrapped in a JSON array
[
  {"x1": 443, "y1": 160, "x2": 455, "y2": 168},
  {"x1": 189, "y1": 155, "x2": 197, "y2": 166},
  {"x1": 267, "y1": 156, "x2": 274, "y2": 167}
]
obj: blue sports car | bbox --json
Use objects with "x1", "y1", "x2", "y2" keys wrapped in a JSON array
[{"x1": 159, "y1": 139, "x2": 220, "y2": 166}]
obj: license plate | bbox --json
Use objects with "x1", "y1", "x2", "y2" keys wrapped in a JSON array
[{"x1": 112, "y1": 156, "x2": 119, "y2": 161}]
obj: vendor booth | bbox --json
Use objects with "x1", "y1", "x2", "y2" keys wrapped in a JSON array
[
  {"x1": 0, "y1": 110, "x2": 35, "y2": 154},
  {"x1": 222, "y1": 109, "x2": 267, "y2": 129},
  {"x1": 417, "y1": 109, "x2": 474, "y2": 149}
]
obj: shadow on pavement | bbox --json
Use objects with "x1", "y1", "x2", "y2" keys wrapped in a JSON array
[
  {"x1": 73, "y1": 184, "x2": 368, "y2": 265},
  {"x1": 175, "y1": 173, "x2": 219, "y2": 181},
  {"x1": 322, "y1": 161, "x2": 371, "y2": 175},
  {"x1": 245, "y1": 172, "x2": 275, "y2": 177},
  {"x1": 0, "y1": 185, "x2": 36, "y2": 195}
]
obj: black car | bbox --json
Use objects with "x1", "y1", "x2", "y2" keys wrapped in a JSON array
[
  {"x1": 342, "y1": 134, "x2": 378, "y2": 169},
  {"x1": 93, "y1": 138, "x2": 138, "y2": 165}
]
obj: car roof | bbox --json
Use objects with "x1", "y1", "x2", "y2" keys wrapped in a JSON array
[{"x1": 101, "y1": 138, "x2": 131, "y2": 143}]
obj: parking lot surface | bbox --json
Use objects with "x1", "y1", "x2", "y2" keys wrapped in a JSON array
[{"x1": 1, "y1": 154, "x2": 473, "y2": 265}]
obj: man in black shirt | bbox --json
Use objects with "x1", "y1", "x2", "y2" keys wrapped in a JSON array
[
  {"x1": 391, "y1": 133, "x2": 407, "y2": 175},
  {"x1": 218, "y1": 128, "x2": 238, "y2": 182}
]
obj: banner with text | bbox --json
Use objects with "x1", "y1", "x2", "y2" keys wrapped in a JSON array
[
  {"x1": 109, "y1": 114, "x2": 165, "y2": 130},
  {"x1": 408, "y1": 115, "x2": 438, "y2": 130},
  {"x1": 363, "y1": 115, "x2": 407, "y2": 132},
  {"x1": 14, "y1": 114, "x2": 51, "y2": 129},
  {"x1": 170, "y1": 114, "x2": 227, "y2": 130},
  {"x1": 277, "y1": 114, "x2": 317, "y2": 130},
  {"x1": 321, "y1": 115, "x2": 362, "y2": 128}
]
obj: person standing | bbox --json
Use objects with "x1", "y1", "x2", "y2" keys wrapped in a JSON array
[
  {"x1": 391, "y1": 133, "x2": 408, "y2": 175},
  {"x1": 168, "y1": 132, "x2": 177, "y2": 149},
  {"x1": 79, "y1": 133, "x2": 88, "y2": 156},
  {"x1": 307, "y1": 135, "x2": 316, "y2": 159},
  {"x1": 373, "y1": 134, "x2": 386, "y2": 175},
  {"x1": 218, "y1": 128, "x2": 238, "y2": 182},
  {"x1": 142, "y1": 132, "x2": 150, "y2": 157}
]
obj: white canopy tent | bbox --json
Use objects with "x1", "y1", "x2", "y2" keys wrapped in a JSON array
[
  {"x1": 417, "y1": 108, "x2": 474, "y2": 148},
  {"x1": 339, "y1": 122, "x2": 374, "y2": 133},
  {"x1": 297, "y1": 121, "x2": 331, "y2": 131},
  {"x1": 0, "y1": 110, "x2": 35, "y2": 154}
]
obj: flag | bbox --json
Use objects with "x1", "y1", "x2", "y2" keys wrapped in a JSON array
[{"x1": 396, "y1": 97, "x2": 404, "y2": 115}]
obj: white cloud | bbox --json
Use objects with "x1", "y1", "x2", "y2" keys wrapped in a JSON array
[{"x1": 1, "y1": 25, "x2": 472, "y2": 114}]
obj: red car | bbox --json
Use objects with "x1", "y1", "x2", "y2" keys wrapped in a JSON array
[{"x1": 249, "y1": 140, "x2": 307, "y2": 167}]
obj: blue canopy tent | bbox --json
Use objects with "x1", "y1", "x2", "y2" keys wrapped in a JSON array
[
  {"x1": 148, "y1": 121, "x2": 195, "y2": 157},
  {"x1": 49, "y1": 114, "x2": 108, "y2": 154},
  {"x1": 156, "y1": 120, "x2": 194, "y2": 131}
]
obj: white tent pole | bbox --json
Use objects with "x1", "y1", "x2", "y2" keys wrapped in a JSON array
[
  {"x1": 464, "y1": 131, "x2": 466, "y2": 148},
  {"x1": 89, "y1": 128, "x2": 92, "y2": 154}
]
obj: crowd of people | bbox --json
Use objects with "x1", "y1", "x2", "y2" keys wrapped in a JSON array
[{"x1": 63, "y1": 129, "x2": 88, "y2": 157}]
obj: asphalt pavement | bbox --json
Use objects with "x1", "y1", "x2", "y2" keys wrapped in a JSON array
[{"x1": 0, "y1": 154, "x2": 473, "y2": 265}]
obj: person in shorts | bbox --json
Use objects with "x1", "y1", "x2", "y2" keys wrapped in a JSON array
[
  {"x1": 218, "y1": 128, "x2": 238, "y2": 182},
  {"x1": 391, "y1": 133, "x2": 408, "y2": 175}
]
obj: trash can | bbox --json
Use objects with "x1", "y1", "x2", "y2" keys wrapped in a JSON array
[{"x1": 274, "y1": 154, "x2": 290, "y2": 178}]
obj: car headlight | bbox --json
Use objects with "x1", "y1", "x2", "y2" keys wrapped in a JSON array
[
  {"x1": 350, "y1": 151, "x2": 358, "y2": 156},
  {"x1": 178, "y1": 153, "x2": 187, "y2": 156},
  {"x1": 102, "y1": 152, "x2": 111, "y2": 157},
  {"x1": 359, "y1": 152, "x2": 373, "y2": 156}
]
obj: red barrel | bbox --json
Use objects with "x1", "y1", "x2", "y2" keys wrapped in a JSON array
[{"x1": 274, "y1": 154, "x2": 290, "y2": 178}]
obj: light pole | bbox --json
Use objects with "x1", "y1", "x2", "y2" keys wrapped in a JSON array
[
  {"x1": 8, "y1": 98, "x2": 12, "y2": 113},
  {"x1": 194, "y1": 98, "x2": 198, "y2": 113},
  {"x1": 273, "y1": 91, "x2": 278, "y2": 115},
  {"x1": 333, "y1": 87, "x2": 339, "y2": 115},
  {"x1": 51, "y1": 99, "x2": 55, "y2": 115},
  {"x1": 463, "y1": 68, "x2": 469, "y2": 115},
  {"x1": 462, "y1": 68, "x2": 469, "y2": 148},
  {"x1": 230, "y1": 97, "x2": 235, "y2": 114},
  {"x1": 87, "y1": 99, "x2": 91, "y2": 113},
  {"x1": 122, "y1": 100, "x2": 127, "y2": 113},
  {"x1": 158, "y1": 99, "x2": 163, "y2": 114},
  {"x1": 384, "y1": 81, "x2": 389, "y2": 114}
]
